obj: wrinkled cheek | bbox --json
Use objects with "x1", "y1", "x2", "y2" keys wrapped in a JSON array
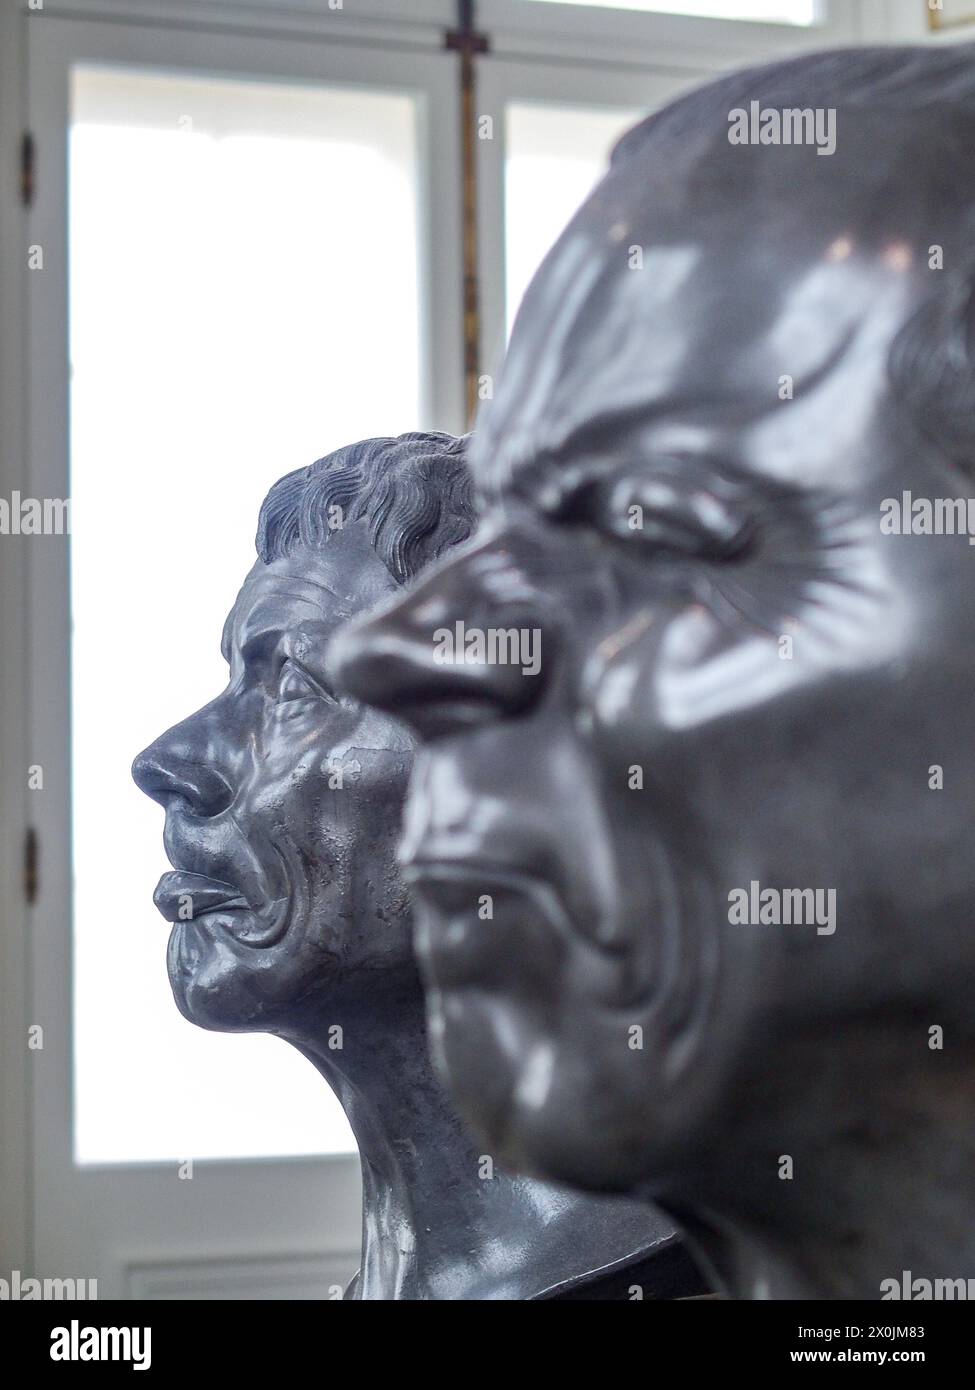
[
  {"x1": 592, "y1": 603, "x2": 807, "y2": 759},
  {"x1": 587, "y1": 613, "x2": 684, "y2": 774}
]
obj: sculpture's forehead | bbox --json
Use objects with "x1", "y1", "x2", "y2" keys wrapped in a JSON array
[
  {"x1": 222, "y1": 525, "x2": 398, "y2": 660},
  {"x1": 472, "y1": 133, "x2": 925, "y2": 500}
]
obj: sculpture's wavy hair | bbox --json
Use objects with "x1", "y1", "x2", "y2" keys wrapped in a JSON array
[
  {"x1": 608, "y1": 43, "x2": 975, "y2": 470},
  {"x1": 257, "y1": 431, "x2": 475, "y2": 582}
]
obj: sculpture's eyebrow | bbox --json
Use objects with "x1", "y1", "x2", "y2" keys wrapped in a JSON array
[
  {"x1": 514, "y1": 447, "x2": 760, "y2": 522},
  {"x1": 508, "y1": 451, "x2": 638, "y2": 515},
  {"x1": 234, "y1": 606, "x2": 347, "y2": 672},
  {"x1": 529, "y1": 456, "x2": 616, "y2": 514},
  {"x1": 272, "y1": 570, "x2": 343, "y2": 601},
  {"x1": 237, "y1": 624, "x2": 285, "y2": 665},
  {"x1": 475, "y1": 449, "x2": 604, "y2": 513},
  {"x1": 220, "y1": 611, "x2": 236, "y2": 665},
  {"x1": 221, "y1": 571, "x2": 348, "y2": 666}
]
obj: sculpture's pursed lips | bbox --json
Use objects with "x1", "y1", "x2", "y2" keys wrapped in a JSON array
[
  {"x1": 403, "y1": 855, "x2": 574, "y2": 926},
  {"x1": 402, "y1": 854, "x2": 570, "y2": 990},
  {"x1": 157, "y1": 797, "x2": 298, "y2": 940},
  {"x1": 400, "y1": 824, "x2": 628, "y2": 994},
  {"x1": 153, "y1": 866, "x2": 292, "y2": 949},
  {"x1": 153, "y1": 870, "x2": 248, "y2": 923}
]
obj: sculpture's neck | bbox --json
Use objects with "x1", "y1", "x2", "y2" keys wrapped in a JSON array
[
  {"x1": 279, "y1": 980, "x2": 653, "y2": 1300},
  {"x1": 668, "y1": 1033, "x2": 975, "y2": 1300}
]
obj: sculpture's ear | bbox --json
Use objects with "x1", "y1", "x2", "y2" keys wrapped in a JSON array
[{"x1": 889, "y1": 267, "x2": 975, "y2": 468}]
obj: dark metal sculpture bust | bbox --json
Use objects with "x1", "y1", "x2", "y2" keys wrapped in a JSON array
[
  {"x1": 332, "y1": 48, "x2": 975, "y2": 1299},
  {"x1": 132, "y1": 432, "x2": 701, "y2": 1299}
]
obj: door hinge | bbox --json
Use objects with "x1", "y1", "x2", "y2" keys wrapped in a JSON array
[
  {"x1": 24, "y1": 826, "x2": 39, "y2": 904},
  {"x1": 20, "y1": 132, "x2": 35, "y2": 208}
]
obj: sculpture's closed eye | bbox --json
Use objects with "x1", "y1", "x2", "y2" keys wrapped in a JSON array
[
  {"x1": 559, "y1": 471, "x2": 756, "y2": 562},
  {"x1": 275, "y1": 657, "x2": 335, "y2": 707}
]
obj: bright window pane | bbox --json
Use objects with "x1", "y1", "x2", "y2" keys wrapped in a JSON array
[
  {"x1": 506, "y1": 101, "x2": 641, "y2": 334},
  {"x1": 525, "y1": 0, "x2": 817, "y2": 23},
  {"x1": 70, "y1": 66, "x2": 421, "y2": 1163}
]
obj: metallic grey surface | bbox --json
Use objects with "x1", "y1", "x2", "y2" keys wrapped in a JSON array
[
  {"x1": 331, "y1": 50, "x2": 975, "y2": 1298},
  {"x1": 132, "y1": 435, "x2": 699, "y2": 1299}
]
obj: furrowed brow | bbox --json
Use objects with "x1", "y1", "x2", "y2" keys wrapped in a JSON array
[
  {"x1": 237, "y1": 625, "x2": 285, "y2": 666},
  {"x1": 516, "y1": 454, "x2": 620, "y2": 516},
  {"x1": 220, "y1": 612, "x2": 235, "y2": 665}
]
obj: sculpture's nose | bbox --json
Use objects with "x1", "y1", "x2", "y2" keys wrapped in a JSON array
[
  {"x1": 330, "y1": 549, "x2": 550, "y2": 743},
  {"x1": 132, "y1": 710, "x2": 234, "y2": 817}
]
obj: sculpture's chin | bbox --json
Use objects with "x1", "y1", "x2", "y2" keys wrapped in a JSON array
[
  {"x1": 421, "y1": 981, "x2": 622, "y2": 1190},
  {"x1": 409, "y1": 834, "x2": 726, "y2": 1192},
  {"x1": 165, "y1": 919, "x2": 281, "y2": 1032},
  {"x1": 424, "y1": 913, "x2": 726, "y2": 1196}
]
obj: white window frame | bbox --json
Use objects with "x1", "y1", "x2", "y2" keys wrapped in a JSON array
[
  {"x1": 482, "y1": 0, "x2": 869, "y2": 67},
  {"x1": 0, "y1": 0, "x2": 930, "y2": 1297},
  {"x1": 16, "y1": 4, "x2": 462, "y2": 1299}
]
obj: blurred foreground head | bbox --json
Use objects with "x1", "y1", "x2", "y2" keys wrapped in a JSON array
[{"x1": 333, "y1": 48, "x2": 975, "y2": 1298}]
